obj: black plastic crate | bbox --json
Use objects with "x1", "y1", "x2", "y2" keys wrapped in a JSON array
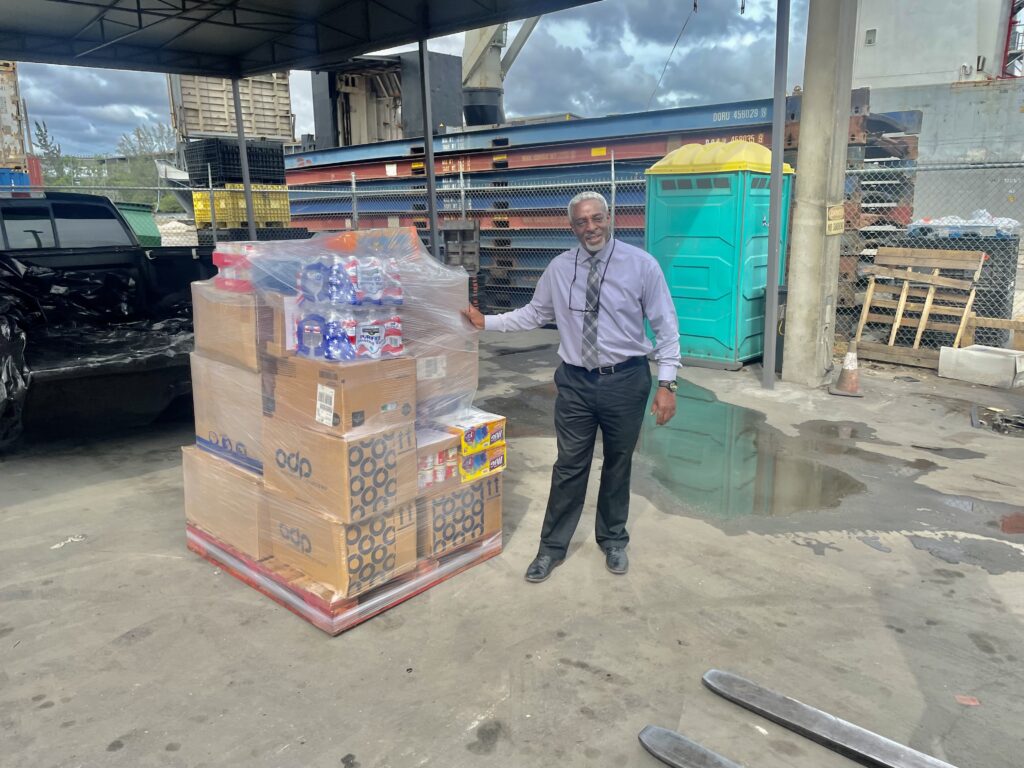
[
  {"x1": 198, "y1": 226, "x2": 313, "y2": 246},
  {"x1": 185, "y1": 138, "x2": 286, "y2": 186}
]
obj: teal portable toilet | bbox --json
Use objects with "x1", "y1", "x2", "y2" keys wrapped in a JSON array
[{"x1": 645, "y1": 141, "x2": 793, "y2": 370}]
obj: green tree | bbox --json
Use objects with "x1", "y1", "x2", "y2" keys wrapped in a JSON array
[
  {"x1": 33, "y1": 121, "x2": 79, "y2": 185},
  {"x1": 108, "y1": 123, "x2": 182, "y2": 212}
]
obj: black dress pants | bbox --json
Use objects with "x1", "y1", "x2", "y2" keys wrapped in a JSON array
[{"x1": 537, "y1": 358, "x2": 651, "y2": 558}]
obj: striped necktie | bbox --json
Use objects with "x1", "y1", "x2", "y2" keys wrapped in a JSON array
[{"x1": 581, "y1": 253, "x2": 601, "y2": 370}]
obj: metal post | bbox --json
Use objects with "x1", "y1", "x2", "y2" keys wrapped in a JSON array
[
  {"x1": 350, "y1": 171, "x2": 359, "y2": 229},
  {"x1": 207, "y1": 164, "x2": 218, "y2": 246},
  {"x1": 418, "y1": 38, "x2": 441, "y2": 259},
  {"x1": 459, "y1": 169, "x2": 467, "y2": 218},
  {"x1": 231, "y1": 78, "x2": 257, "y2": 241},
  {"x1": 762, "y1": 0, "x2": 790, "y2": 390},
  {"x1": 609, "y1": 149, "x2": 617, "y2": 240}
]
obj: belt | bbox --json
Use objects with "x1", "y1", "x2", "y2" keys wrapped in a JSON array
[{"x1": 567, "y1": 355, "x2": 647, "y2": 375}]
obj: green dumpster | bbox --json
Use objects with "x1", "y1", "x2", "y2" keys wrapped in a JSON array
[
  {"x1": 645, "y1": 141, "x2": 793, "y2": 370},
  {"x1": 114, "y1": 201, "x2": 162, "y2": 247}
]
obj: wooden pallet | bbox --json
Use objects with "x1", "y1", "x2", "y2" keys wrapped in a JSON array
[
  {"x1": 185, "y1": 524, "x2": 502, "y2": 635},
  {"x1": 963, "y1": 314, "x2": 1024, "y2": 348},
  {"x1": 854, "y1": 247, "x2": 987, "y2": 369}
]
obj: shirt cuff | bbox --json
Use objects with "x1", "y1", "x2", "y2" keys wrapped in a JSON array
[
  {"x1": 657, "y1": 364, "x2": 678, "y2": 382},
  {"x1": 483, "y1": 315, "x2": 501, "y2": 332}
]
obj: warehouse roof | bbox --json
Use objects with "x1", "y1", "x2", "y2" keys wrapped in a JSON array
[{"x1": 0, "y1": 0, "x2": 596, "y2": 77}]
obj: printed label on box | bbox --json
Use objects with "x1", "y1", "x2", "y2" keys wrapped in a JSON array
[
  {"x1": 315, "y1": 384, "x2": 335, "y2": 426},
  {"x1": 282, "y1": 295, "x2": 300, "y2": 351},
  {"x1": 417, "y1": 356, "x2": 447, "y2": 381}
]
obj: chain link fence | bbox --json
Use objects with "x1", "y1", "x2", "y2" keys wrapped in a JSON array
[
  {"x1": 837, "y1": 162, "x2": 1024, "y2": 351},
  {"x1": 24, "y1": 158, "x2": 1024, "y2": 354}
]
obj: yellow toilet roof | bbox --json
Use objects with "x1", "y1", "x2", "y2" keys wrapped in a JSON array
[{"x1": 646, "y1": 140, "x2": 794, "y2": 175}]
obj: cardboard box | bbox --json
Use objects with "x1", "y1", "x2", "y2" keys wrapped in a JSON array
[
  {"x1": 435, "y1": 408, "x2": 506, "y2": 455},
  {"x1": 182, "y1": 446, "x2": 269, "y2": 560},
  {"x1": 263, "y1": 355, "x2": 416, "y2": 437},
  {"x1": 263, "y1": 417, "x2": 417, "y2": 522},
  {"x1": 402, "y1": 258, "x2": 479, "y2": 418},
  {"x1": 265, "y1": 488, "x2": 418, "y2": 598},
  {"x1": 191, "y1": 352, "x2": 264, "y2": 473},
  {"x1": 257, "y1": 291, "x2": 300, "y2": 358},
  {"x1": 417, "y1": 474, "x2": 503, "y2": 559},
  {"x1": 415, "y1": 427, "x2": 461, "y2": 493},
  {"x1": 409, "y1": 336, "x2": 479, "y2": 419},
  {"x1": 191, "y1": 280, "x2": 267, "y2": 371},
  {"x1": 458, "y1": 443, "x2": 507, "y2": 484}
]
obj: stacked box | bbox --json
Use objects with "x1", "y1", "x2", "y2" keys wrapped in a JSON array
[
  {"x1": 183, "y1": 445, "x2": 269, "y2": 559},
  {"x1": 431, "y1": 408, "x2": 508, "y2": 484},
  {"x1": 184, "y1": 227, "x2": 506, "y2": 631},
  {"x1": 415, "y1": 427, "x2": 461, "y2": 493},
  {"x1": 417, "y1": 475, "x2": 504, "y2": 559}
]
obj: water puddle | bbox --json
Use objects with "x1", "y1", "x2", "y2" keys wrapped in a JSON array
[
  {"x1": 635, "y1": 381, "x2": 885, "y2": 520},
  {"x1": 481, "y1": 382, "x2": 558, "y2": 439}
]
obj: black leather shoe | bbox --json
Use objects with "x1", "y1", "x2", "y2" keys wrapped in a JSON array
[
  {"x1": 605, "y1": 547, "x2": 628, "y2": 574},
  {"x1": 525, "y1": 554, "x2": 563, "y2": 583}
]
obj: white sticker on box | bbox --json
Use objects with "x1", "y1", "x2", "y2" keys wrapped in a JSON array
[
  {"x1": 417, "y1": 355, "x2": 447, "y2": 381},
  {"x1": 315, "y1": 384, "x2": 335, "y2": 426},
  {"x1": 385, "y1": 163, "x2": 398, "y2": 177},
  {"x1": 283, "y1": 294, "x2": 300, "y2": 351}
]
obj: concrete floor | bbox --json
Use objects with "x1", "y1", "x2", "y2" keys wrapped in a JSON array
[{"x1": 2, "y1": 330, "x2": 1023, "y2": 768}]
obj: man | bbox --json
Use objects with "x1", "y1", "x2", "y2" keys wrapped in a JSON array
[{"x1": 462, "y1": 191, "x2": 680, "y2": 582}]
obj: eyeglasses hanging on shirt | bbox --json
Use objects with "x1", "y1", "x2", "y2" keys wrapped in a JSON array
[{"x1": 567, "y1": 241, "x2": 616, "y2": 314}]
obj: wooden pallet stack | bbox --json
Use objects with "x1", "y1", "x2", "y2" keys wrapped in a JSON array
[{"x1": 837, "y1": 111, "x2": 922, "y2": 328}]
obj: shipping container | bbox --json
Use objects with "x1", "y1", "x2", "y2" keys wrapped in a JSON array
[
  {"x1": 0, "y1": 167, "x2": 29, "y2": 188},
  {"x1": 168, "y1": 73, "x2": 295, "y2": 143},
  {"x1": 0, "y1": 61, "x2": 26, "y2": 169}
]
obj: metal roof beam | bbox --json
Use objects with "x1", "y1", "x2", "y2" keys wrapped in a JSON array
[
  {"x1": 73, "y1": 0, "x2": 236, "y2": 58},
  {"x1": 70, "y1": 0, "x2": 127, "y2": 39}
]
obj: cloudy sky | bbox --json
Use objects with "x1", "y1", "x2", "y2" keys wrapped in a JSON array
[{"x1": 18, "y1": 0, "x2": 808, "y2": 156}]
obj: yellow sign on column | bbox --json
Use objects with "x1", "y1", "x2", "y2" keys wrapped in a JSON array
[{"x1": 826, "y1": 203, "x2": 845, "y2": 236}]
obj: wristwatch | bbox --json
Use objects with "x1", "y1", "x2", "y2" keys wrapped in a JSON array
[{"x1": 658, "y1": 380, "x2": 678, "y2": 393}]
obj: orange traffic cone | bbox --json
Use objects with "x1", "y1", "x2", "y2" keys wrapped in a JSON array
[{"x1": 829, "y1": 341, "x2": 864, "y2": 397}]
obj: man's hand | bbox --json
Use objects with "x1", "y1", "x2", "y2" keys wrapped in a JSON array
[
  {"x1": 651, "y1": 387, "x2": 677, "y2": 426},
  {"x1": 461, "y1": 304, "x2": 485, "y2": 330}
]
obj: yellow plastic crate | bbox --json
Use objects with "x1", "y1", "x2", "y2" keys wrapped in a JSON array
[
  {"x1": 192, "y1": 184, "x2": 290, "y2": 226},
  {"x1": 226, "y1": 183, "x2": 290, "y2": 223},
  {"x1": 192, "y1": 190, "x2": 243, "y2": 226}
]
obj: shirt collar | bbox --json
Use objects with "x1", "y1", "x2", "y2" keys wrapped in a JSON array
[{"x1": 581, "y1": 238, "x2": 614, "y2": 264}]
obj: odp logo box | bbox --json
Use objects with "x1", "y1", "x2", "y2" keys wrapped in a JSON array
[
  {"x1": 263, "y1": 415, "x2": 417, "y2": 523},
  {"x1": 265, "y1": 487, "x2": 418, "y2": 598},
  {"x1": 182, "y1": 446, "x2": 269, "y2": 560},
  {"x1": 416, "y1": 475, "x2": 503, "y2": 559},
  {"x1": 191, "y1": 353, "x2": 264, "y2": 474}
]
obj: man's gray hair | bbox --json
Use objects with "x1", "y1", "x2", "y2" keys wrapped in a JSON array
[{"x1": 567, "y1": 191, "x2": 609, "y2": 221}]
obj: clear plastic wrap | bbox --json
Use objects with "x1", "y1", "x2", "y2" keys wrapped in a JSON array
[
  {"x1": 0, "y1": 253, "x2": 195, "y2": 446},
  {"x1": 184, "y1": 227, "x2": 505, "y2": 634},
  {"x1": 0, "y1": 310, "x2": 28, "y2": 449}
]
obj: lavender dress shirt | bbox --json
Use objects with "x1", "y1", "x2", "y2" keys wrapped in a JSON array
[{"x1": 483, "y1": 238, "x2": 681, "y2": 381}]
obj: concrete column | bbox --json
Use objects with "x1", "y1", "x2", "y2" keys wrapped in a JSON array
[{"x1": 781, "y1": 0, "x2": 858, "y2": 387}]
